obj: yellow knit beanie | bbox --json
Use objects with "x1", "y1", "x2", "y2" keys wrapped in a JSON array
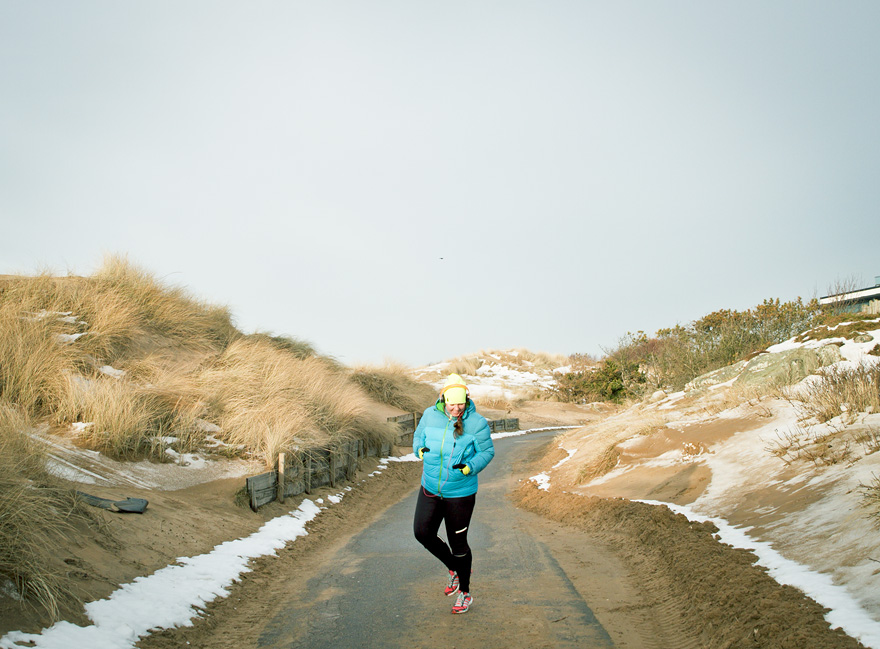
[{"x1": 441, "y1": 373, "x2": 468, "y2": 405}]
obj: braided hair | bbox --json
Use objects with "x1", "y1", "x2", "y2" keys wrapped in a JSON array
[{"x1": 444, "y1": 396, "x2": 469, "y2": 438}]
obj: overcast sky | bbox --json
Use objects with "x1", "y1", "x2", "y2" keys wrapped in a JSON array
[{"x1": 2, "y1": 2, "x2": 878, "y2": 367}]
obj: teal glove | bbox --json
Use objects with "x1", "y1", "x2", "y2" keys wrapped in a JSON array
[{"x1": 418, "y1": 447, "x2": 429, "y2": 460}]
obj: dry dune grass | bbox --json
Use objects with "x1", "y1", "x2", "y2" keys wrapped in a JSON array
[
  {"x1": 0, "y1": 295, "x2": 75, "y2": 416},
  {"x1": 578, "y1": 442, "x2": 621, "y2": 481},
  {"x1": 54, "y1": 375, "x2": 189, "y2": 458},
  {"x1": 446, "y1": 355, "x2": 484, "y2": 376},
  {"x1": 477, "y1": 394, "x2": 516, "y2": 410},
  {"x1": 0, "y1": 401, "x2": 81, "y2": 622},
  {"x1": 795, "y1": 361, "x2": 880, "y2": 424},
  {"x1": 199, "y1": 339, "x2": 398, "y2": 467},
  {"x1": 350, "y1": 363, "x2": 436, "y2": 413},
  {"x1": 0, "y1": 258, "x2": 405, "y2": 617},
  {"x1": 448, "y1": 349, "x2": 568, "y2": 375},
  {"x1": 2, "y1": 259, "x2": 400, "y2": 466},
  {"x1": 84, "y1": 255, "x2": 239, "y2": 360},
  {"x1": 503, "y1": 348, "x2": 568, "y2": 370},
  {"x1": 421, "y1": 348, "x2": 569, "y2": 385},
  {"x1": 0, "y1": 258, "x2": 238, "y2": 368}
]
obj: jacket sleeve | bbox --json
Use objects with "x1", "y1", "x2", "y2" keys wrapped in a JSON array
[
  {"x1": 413, "y1": 413, "x2": 427, "y2": 456},
  {"x1": 467, "y1": 418, "x2": 495, "y2": 474}
]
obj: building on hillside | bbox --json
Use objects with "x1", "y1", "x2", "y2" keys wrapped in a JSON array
[{"x1": 819, "y1": 276, "x2": 880, "y2": 315}]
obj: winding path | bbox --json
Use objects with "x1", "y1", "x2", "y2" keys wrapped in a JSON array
[{"x1": 255, "y1": 431, "x2": 614, "y2": 649}]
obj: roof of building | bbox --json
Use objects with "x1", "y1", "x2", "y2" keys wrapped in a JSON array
[{"x1": 819, "y1": 280, "x2": 880, "y2": 304}]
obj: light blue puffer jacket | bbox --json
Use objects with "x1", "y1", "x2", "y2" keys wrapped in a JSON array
[{"x1": 413, "y1": 399, "x2": 495, "y2": 498}]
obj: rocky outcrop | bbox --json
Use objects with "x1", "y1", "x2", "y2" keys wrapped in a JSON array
[
  {"x1": 686, "y1": 344, "x2": 843, "y2": 392},
  {"x1": 734, "y1": 344, "x2": 842, "y2": 387},
  {"x1": 685, "y1": 359, "x2": 749, "y2": 391}
]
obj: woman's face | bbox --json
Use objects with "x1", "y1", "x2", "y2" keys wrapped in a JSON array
[{"x1": 445, "y1": 401, "x2": 466, "y2": 417}]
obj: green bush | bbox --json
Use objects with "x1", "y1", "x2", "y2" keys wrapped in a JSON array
[
  {"x1": 570, "y1": 297, "x2": 825, "y2": 398},
  {"x1": 553, "y1": 359, "x2": 638, "y2": 404}
]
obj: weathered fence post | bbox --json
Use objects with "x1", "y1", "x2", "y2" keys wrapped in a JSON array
[
  {"x1": 304, "y1": 453, "x2": 312, "y2": 494},
  {"x1": 277, "y1": 452, "x2": 286, "y2": 504},
  {"x1": 346, "y1": 440, "x2": 357, "y2": 480},
  {"x1": 329, "y1": 445, "x2": 338, "y2": 488}
]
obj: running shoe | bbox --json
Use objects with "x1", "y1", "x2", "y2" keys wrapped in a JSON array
[
  {"x1": 452, "y1": 590, "x2": 473, "y2": 614},
  {"x1": 445, "y1": 570, "x2": 459, "y2": 596}
]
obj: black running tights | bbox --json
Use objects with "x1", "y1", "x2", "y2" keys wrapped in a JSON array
[{"x1": 413, "y1": 487, "x2": 476, "y2": 592}]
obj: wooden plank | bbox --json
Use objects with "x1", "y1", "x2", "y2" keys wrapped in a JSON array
[
  {"x1": 310, "y1": 449, "x2": 331, "y2": 489},
  {"x1": 277, "y1": 453, "x2": 286, "y2": 504},
  {"x1": 282, "y1": 456, "x2": 302, "y2": 480},
  {"x1": 280, "y1": 453, "x2": 304, "y2": 498},
  {"x1": 246, "y1": 471, "x2": 277, "y2": 512},
  {"x1": 246, "y1": 440, "x2": 376, "y2": 512},
  {"x1": 346, "y1": 440, "x2": 357, "y2": 480}
]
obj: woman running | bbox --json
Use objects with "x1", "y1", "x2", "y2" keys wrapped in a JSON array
[{"x1": 413, "y1": 373, "x2": 495, "y2": 614}]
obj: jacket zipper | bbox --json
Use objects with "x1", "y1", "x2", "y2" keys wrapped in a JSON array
[{"x1": 438, "y1": 419, "x2": 451, "y2": 495}]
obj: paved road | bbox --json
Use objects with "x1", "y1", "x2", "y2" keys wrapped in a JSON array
[{"x1": 256, "y1": 431, "x2": 615, "y2": 649}]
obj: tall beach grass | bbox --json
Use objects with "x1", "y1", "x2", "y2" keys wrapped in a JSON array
[
  {"x1": 199, "y1": 338, "x2": 398, "y2": 467},
  {"x1": 350, "y1": 363, "x2": 436, "y2": 413},
  {"x1": 0, "y1": 401, "x2": 80, "y2": 621}
]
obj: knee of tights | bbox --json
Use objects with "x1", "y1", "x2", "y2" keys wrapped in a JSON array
[
  {"x1": 413, "y1": 527, "x2": 436, "y2": 544},
  {"x1": 449, "y1": 542, "x2": 471, "y2": 556}
]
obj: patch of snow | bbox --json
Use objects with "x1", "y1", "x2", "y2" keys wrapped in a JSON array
[
  {"x1": 57, "y1": 333, "x2": 88, "y2": 343},
  {"x1": 552, "y1": 448, "x2": 577, "y2": 469},
  {"x1": 203, "y1": 435, "x2": 225, "y2": 448},
  {"x1": 98, "y1": 365, "x2": 126, "y2": 379},
  {"x1": 162, "y1": 449, "x2": 208, "y2": 469},
  {"x1": 382, "y1": 453, "x2": 421, "y2": 463},
  {"x1": 0, "y1": 499, "x2": 325, "y2": 649},
  {"x1": 196, "y1": 419, "x2": 222, "y2": 434},
  {"x1": 46, "y1": 453, "x2": 105, "y2": 484},
  {"x1": 0, "y1": 579, "x2": 21, "y2": 602},
  {"x1": 657, "y1": 391, "x2": 686, "y2": 410},
  {"x1": 33, "y1": 430, "x2": 258, "y2": 491},
  {"x1": 492, "y1": 426, "x2": 579, "y2": 441},
  {"x1": 708, "y1": 377, "x2": 737, "y2": 391},
  {"x1": 530, "y1": 473, "x2": 551, "y2": 491}
]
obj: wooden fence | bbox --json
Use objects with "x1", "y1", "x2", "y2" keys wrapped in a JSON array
[
  {"x1": 245, "y1": 413, "x2": 519, "y2": 511},
  {"x1": 488, "y1": 418, "x2": 520, "y2": 433}
]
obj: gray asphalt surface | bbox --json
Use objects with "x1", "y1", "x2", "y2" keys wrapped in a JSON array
[{"x1": 256, "y1": 430, "x2": 615, "y2": 649}]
